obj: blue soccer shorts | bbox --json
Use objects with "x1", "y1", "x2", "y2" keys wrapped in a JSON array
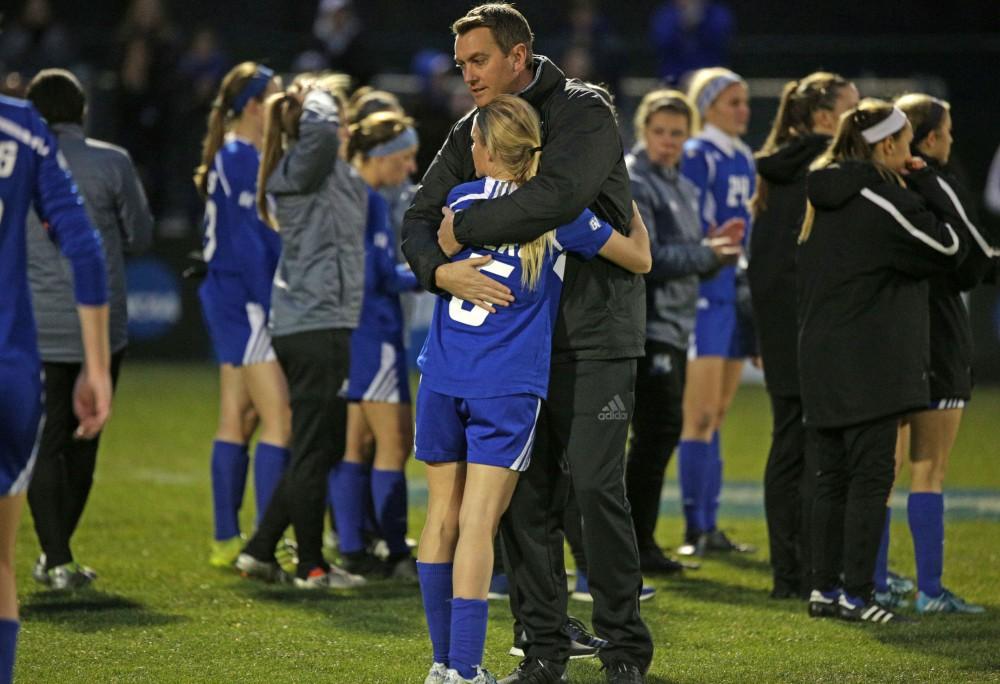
[
  {"x1": 689, "y1": 298, "x2": 755, "y2": 360},
  {"x1": 0, "y1": 362, "x2": 44, "y2": 496},
  {"x1": 346, "y1": 331, "x2": 410, "y2": 404}
]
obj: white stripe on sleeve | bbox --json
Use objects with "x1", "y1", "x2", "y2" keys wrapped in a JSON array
[
  {"x1": 860, "y1": 187, "x2": 960, "y2": 255},
  {"x1": 935, "y1": 176, "x2": 998, "y2": 257}
]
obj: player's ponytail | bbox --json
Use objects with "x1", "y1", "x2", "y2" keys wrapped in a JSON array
[
  {"x1": 475, "y1": 95, "x2": 551, "y2": 290},
  {"x1": 347, "y1": 111, "x2": 415, "y2": 164},
  {"x1": 256, "y1": 92, "x2": 303, "y2": 230},
  {"x1": 194, "y1": 62, "x2": 266, "y2": 199}
]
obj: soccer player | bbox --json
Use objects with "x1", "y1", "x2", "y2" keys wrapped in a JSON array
[
  {"x1": 193, "y1": 62, "x2": 291, "y2": 568},
  {"x1": 677, "y1": 67, "x2": 756, "y2": 556},
  {"x1": 799, "y1": 99, "x2": 968, "y2": 623},
  {"x1": 1, "y1": 93, "x2": 111, "y2": 684},
  {"x1": 748, "y1": 72, "x2": 858, "y2": 598},
  {"x1": 237, "y1": 77, "x2": 367, "y2": 589},
  {"x1": 403, "y1": 6, "x2": 654, "y2": 682},
  {"x1": 882, "y1": 94, "x2": 996, "y2": 613},
  {"x1": 330, "y1": 110, "x2": 421, "y2": 579},
  {"x1": 23, "y1": 68, "x2": 153, "y2": 590},
  {"x1": 414, "y1": 93, "x2": 650, "y2": 684},
  {"x1": 625, "y1": 88, "x2": 743, "y2": 575}
]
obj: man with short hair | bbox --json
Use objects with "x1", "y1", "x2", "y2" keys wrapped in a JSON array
[{"x1": 403, "y1": 4, "x2": 653, "y2": 683}]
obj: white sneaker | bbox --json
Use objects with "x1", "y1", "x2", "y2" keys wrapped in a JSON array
[
  {"x1": 443, "y1": 667, "x2": 498, "y2": 683},
  {"x1": 235, "y1": 553, "x2": 288, "y2": 583},
  {"x1": 326, "y1": 564, "x2": 367, "y2": 589},
  {"x1": 424, "y1": 662, "x2": 449, "y2": 684}
]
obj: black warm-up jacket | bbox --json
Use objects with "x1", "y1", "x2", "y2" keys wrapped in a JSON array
[
  {"x1": 401, "y1": 55, "x2": 644, "y2": 363},
  {"x1": 797, "y1": 161, "x2": 969, "y2": 429}
]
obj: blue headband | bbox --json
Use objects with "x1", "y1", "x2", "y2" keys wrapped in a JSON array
[
  {"x1": 368, "y1": 127, "x2": 419, "y2": 157},
  {"x1": 695, "y1": 70, "x2": 744, "y2": 116},
  {"x1": 231, "y1": 65, "x2": 274, "y2": 115}
]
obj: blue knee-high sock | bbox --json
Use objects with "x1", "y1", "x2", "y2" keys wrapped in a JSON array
[
  {"x1": 0, "y1": 619, "x2": 18, "y2": 684},
  {"x1": 678, "y1": 440, "x2": 711, "y2": 536},
  {"x1": 330, "y1": 461, "x2": 370, "y2": 554},
  {"x1": 449, "y1": 598, "x2": 489, "y2": 680},
  {"x1": 908, "y1": 493, "x2": 944, "y2": 597},
  {"x1": 417, "y1": 562, "x2": 453, "y2": 666},
  {"x1": 706, "y1": 431, "x2": 723, "y2": 531},
  {"x1": 372, "y1": 468, "x2": 409, "y2": 556},
  {"x1": 253, "y1": 442, "x2": 289, "y2": 527},
  {"x1": 210, "y1": 440, "x2": 248, "y2": 541},
  {"x1": 874, "y1": 507, "x2": 891, "y2": 593}
]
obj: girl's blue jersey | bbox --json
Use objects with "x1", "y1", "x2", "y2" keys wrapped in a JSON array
[
  {"x1": 202, "y1": 135, "x2": 281, "y2": 310},
  {"x1": 417, "y1": 177, "x2": 613, "y2": 400},
  {"x1": 0, "y1": 96, "x2": 107, "y2": 367},
  {"x1": 356, "y1": 186, "x2": 419, "y2": 339},
  {"x1": 680, "y1": 123, "x2": 755, "y2": 302}
]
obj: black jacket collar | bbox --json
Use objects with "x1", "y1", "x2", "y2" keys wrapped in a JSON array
[{"x1": 519, "y1": 55, "x2": 565, "y2": 110}]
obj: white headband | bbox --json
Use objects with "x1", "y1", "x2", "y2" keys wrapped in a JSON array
[{"x1": 861, "y1": 107, "x2": 907, "y2": 144}]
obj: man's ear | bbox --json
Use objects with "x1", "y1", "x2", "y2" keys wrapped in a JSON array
[{"x1": 509, "y1": 43, "x2": 528, "y2": 73}]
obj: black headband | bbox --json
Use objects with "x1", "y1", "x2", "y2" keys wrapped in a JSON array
[{"x1": 911, "y1": 100, "x2": 947, "y2": 149}]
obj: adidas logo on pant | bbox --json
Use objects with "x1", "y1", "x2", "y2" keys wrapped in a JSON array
[{"x1": 598, "y1": 394, "x2": 628, "y2": 421}]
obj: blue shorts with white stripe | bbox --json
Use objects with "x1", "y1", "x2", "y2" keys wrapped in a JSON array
[{"x1": 0, "y1": 362, "x2": 44, "y2": 496}]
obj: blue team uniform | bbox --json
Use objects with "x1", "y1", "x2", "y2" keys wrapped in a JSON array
[
  {"x1": 198, "y1": 135, "x2": 282, "y2": 366},
  {"x1": 415, "y1": 178, "x2": 613, "y2": 470},
  {"x1": 680, "y1": 123, "x2": 756, "y2": 358},
  {"x1": 346, "y1": 187, "x2": 420, "y2": 403},
  {"x1": 0, "y1": 96, "x2": 107, "y2": 495}
]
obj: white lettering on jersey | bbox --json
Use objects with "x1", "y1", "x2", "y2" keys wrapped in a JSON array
[
  {"x1": 448, "y1": 253, "x2": 516, "y2": 327},
  {"x1": 726, "y1": 175, "x2": 751, "y2": 209},
  {"x1": 0, "y1": 141, "x2": 17, "y2": 178}
]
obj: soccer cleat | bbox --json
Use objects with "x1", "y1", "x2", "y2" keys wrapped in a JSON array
[
  {"x1": 323, "y1": 528, "x2": 340, "y2": 554},
  {"x1": 387, "y1": 554, "x2": 419, "y2": 581},
  {"x1": 915, "y1": 589, "x2": 986, "y2": 614},
  {"x1": 210, "y1": 536, "x2": 245, "y2": 568},
  {"x1": 837, "y1": 594, "x2": 912, "y2": 623},
  {"x1": 293, "y1": 567, "x2": 334, "y2": 590},
  {"x1": 602, "y1": 661, "x2": 645, "y2": 683},
  {"x1": 676, "y1": 533, "x2": 706, "y2": 557},
  {"x1": 874, "y1": 590, "x2": 908, "y2": 609},
  {"x1": 32, "y1": 555, "x2": 49, "y2": 586},
  {"x1": 638, "y1": 546, "x2": 685, "y2": 576},
  {"x1": 444, "y1": 666, "x2": 499, "y2": 683},
  {"x1": 570, "y1": 572, "x2": 655, "y2": 602},
  {"x1": 498, "y1": 657, "x2": 567, "y2": 683},
  {"x1": 341, "y1": 550, "x2": 388, "y2": 579},
  {"x1": 704, "y1": 529, "x2": 756, "y2": 554},
  {"x1": 488, "y1": 573, "x2": 510, "y2": 601},
  {"x1": 325, "y1": 564, "x2": 367, "y2": 589},
  {"x1": 887, "y1": 571, "x2": 915, "y2": 596},
  {"x1": 425, "y1": 662, "x2": 450, "y2": 684},
  {"x1": 808, "y1": 589, "x2": 841, "y2": 618},
  {"x1": 275, "y1": 538, "x2": 298, "y2": 575},
  {"x1": 235, "y1": 552, "x2": 289, "y2": 584},
  {"x1": 509, "y1": 616, "x2": 607, "y2": 660},
  {"x1": 47, "y1": 562, "x2": 94, "y2": 590}
]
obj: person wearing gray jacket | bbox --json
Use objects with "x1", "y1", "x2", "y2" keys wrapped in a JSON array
[
  {"x1": 23, "y1": 69, "x2": 153, "y2": 588},
  {"x1": 623, "y1": 90, "x2": 741, "y2": 575},
  {"x1": 239, "y1": 82, "x2": 368, "y2": 588}
]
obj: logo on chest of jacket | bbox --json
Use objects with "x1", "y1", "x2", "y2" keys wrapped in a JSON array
[{"x1": 598, "y1": 394, "x2": 629, "y2": 421}]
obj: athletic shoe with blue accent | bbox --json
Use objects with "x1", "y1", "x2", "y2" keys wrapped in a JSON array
[
  {"x1": 915, "y1": 589, "x2": 986, "y2": 614},
  {"x1": 444, "y1": 666, "x2": 499, "y2": 683},
  {"x1": 425, "y1": 662, "x2": 449, "y2": 684},
  {"x1": 570, "y1": 572, "x2": 655, "y2": 602},
  {"x1": 808, "y1": 589, "x2": 841, "y2": 618},
  {"x1": 837, "y1": 593, "x2": 912, "y2": 623},
  {"x1": 887, "y1": 571, "x2": 915, "y2": 596},
  {"x1": 874, "y1": 590, "x2": 908, "y2": 609},
  {"x1": 488, "y1": 573, "x2": 510, "y2": 601}
]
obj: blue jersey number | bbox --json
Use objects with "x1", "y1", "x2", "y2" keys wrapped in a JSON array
[{"x1": 448, "y1": 254, "x2": 515, "y2": 327}]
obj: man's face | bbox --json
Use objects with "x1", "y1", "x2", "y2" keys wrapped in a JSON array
[{"x1": 455, "y1": 27, "x2": 523, "y2": 107}]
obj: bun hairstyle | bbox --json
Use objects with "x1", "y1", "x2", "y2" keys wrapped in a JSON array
[
  {"x1": 473, "y1": 94, "x2": 551, "y2": 290},
  {"x1": 759, "y1": 72, "x2": 852, "y2": 155},
  {"x1": 799, "y1": 98, "x2": 909, "y2": 242},
  {"x1": 895, "y1": 93, "x2": 950, "y2": 154},
  {"x1": 194, "y1": 61, "x2": 270, "y2": 198},
  {"x1": 256, "y1": 92, "x2": 304, "y2": 230},
  {"x1": 347, "y1": 111, "x2": 415, "y2": 162},
  {"x1": 633, "y1": 88, "x2": 695, "y2": 143}
]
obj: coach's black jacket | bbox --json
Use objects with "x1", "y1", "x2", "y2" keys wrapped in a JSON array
[
  {"x1": 797, "y1": 161, "x2": 969, "y2": 428},
  {"x1": 402, "y1": 56, "x2": 645, "y2": 362},
  {"x1": 918, "y1": 156, "x2": 1000, "y2": 401},
  {"x1": 747, "y1": 134, "x2": 830, "y2": 398}
]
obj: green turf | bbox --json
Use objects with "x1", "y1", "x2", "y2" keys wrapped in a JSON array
[{"x1": 14, "y1": 363, "x2": 1000, "y2": 682}]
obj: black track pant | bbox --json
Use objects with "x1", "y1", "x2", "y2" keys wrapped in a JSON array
[
  {"x1": 762, "y1": 393, "x2": 816, "y2": 593},
  {"x1": 245, "y1": 329, "x2": 350, "y2": 577},
  {"x1": 626, "y1": 340, "x2": 686, "y2": 553},
  {"x1": 500, "y1": 358, "x2": 653, "y2": 670},
  {"x1": 28, "y1": 351, "x2": 124, "y2": 569},
  {"x1": 810, "y1": 416, "x2": 897, "y2": 600}
]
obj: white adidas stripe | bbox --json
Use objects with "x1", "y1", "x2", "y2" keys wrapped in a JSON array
[
  {"x1": 936, "y1": 176, "x2": 998, "y2": 257},
  {"x1": 860, "y1": 187, "x2": 960, "y2": 255}
]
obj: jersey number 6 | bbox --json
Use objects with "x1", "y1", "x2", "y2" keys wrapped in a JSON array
[{"x1": 448, "y1": 253, "x2": 515, "y2": 327}]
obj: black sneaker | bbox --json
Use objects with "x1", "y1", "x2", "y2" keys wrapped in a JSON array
[
  {"x1": 837, "y1": 594, "x2": 913, "y2": 623},
  {"x1": 638, "y1": 546, "x2": 685, "y2": 576},
  {"x1": 602, "y1": 662, "x2": 644, "y2": 684},
  {"x1": 677, "y1": 532, "x2": 706, "y2": 557},
  {"x1": 508, "y1": 617, "x2": 605, "y2": 660},
  {"x1": 341, "y1": 550, "x2": 388, "y2": 578},
  {"x1": 704, "y1": 529, "x2": 756, "y2": 553},
  {"x1": 770, "y1": 583, "x2": 803, "y2": 600},
  {"x1": 808, "y1": 589, "x2": 840, "y2": 618},
  {"x1": 498, "y1": 657, "x2": 567, "y2": 683}
]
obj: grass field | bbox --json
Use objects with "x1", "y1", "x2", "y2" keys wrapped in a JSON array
[{"x1": 13, "y1": 363, "x2": 1000, "y2": 683}]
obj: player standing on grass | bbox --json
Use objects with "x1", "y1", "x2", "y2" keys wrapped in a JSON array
[
  {"x1": 0, "y1": 93, "x2": 111, "y2": 684},
  {"x1": 414, "y1": 94, "x2": 650, "y2": 684},
  {"x1": 677, "y1": 67, "x2": 756, "y2": 557},
  {"x1": 23, "y1": 68, "x2": 153, "y2": 590},
  {"x1": 193, "y1": 62, "x2": 292, "y2": 568},
  {"x1": 403, "y1": 5, "x2": 654, "y2": 683},
  {"x1": 748, "y1": 72, "x2": 858, "y2": 599},
  {"x1": 799, "y1": 99, "x2": 968, "y2": 623},
  {"x1": 328, "y1": 110, "x2": 422, "y2": 579}
]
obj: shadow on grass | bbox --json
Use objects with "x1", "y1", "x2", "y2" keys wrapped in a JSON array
[
  {"x1": 20, "y1": 589, "x2": 185, "y2": 631},
  {"x1": 872, "y1": 614, "x2": 1000, "y2": 674},
  {"x1": 651, "y1": 575, "x2": 797, "y2": 613}
]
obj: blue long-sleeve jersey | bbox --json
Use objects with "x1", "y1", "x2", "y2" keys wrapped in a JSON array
[
  {"x1": 356, "y1": 186, "x2": 419, "y2": 339},
  {"x1": 680, "y1": 123, "x2": 755, "y2": 303},
  {"x1": 202, "y1": 135, "x2": 281, "y2": 310},
  {"x1": 0, "y1": 96, "x2": 107, "y2": 367}
]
